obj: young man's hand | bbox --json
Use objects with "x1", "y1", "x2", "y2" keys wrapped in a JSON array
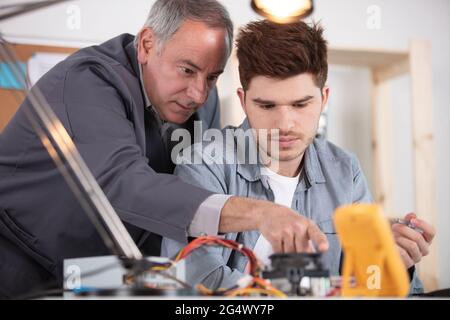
[
  {"x1": 219, "y1": 196, "x2": 329, "y2": 253},
  {"x1": 392, "y1": 213, "x2": 436, "y2": 269}
]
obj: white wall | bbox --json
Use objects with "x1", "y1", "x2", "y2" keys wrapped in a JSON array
[{"x1": 1, "y1": 0, "x2": 449, "y2": 288}]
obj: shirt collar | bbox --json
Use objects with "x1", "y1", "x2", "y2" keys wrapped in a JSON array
[
  {"x1": 139, "y1": 63, "x2": 172, "y2": 134},
  {"x1": 138, "y1": 63, "x2": 153, "y2": 109}
]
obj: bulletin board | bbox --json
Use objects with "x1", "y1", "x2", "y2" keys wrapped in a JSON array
[{"x1": 0, "y1": 43, "x2": 78, "y2": 132}]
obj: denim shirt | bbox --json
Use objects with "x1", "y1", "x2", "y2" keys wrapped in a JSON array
[{"x1": 162, "y1": 120, "x2": 423, "y2": 294}]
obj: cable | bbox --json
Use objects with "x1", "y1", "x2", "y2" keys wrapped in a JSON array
[
  {"x1": 122, "y1": 259, "x2": 193, "y2": 290},
  {"x1": 175, "y1": 236, "x2": 261, "y2": 277},
  {"x1": 173, "y1": 236, "x2": 288, "y2": 297}
]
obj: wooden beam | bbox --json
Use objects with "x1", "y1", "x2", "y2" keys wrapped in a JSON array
[
  {"x1": 371, "y1": 73, "x2": 395, "y2": 217},
  {"x1": 372, "y1": 58, "x2": 409, "y2": 83},
  {"x1": 409, "y1": 40, "x2": 439, "y2": 291},
  {"x1": 329, "y1": 47, "x2": 408, "y2": 68}
]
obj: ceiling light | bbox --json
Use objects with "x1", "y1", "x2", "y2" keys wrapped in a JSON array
[{"x1": 251, "y1": 0, "x2": 314, "y2": 24}]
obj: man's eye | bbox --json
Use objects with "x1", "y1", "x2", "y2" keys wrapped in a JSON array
[
  {"x1": 293, "y1": 103, "x2": 307, "y2": 108},
  {"x1": 260, "y1": 104, "x2": 275, "y2": 109},
  {"x1": 180, "y1": 67, "x2": 194, "y2": 75},
  {"x1": 207, "y1": 75, "x2": 219, "y2": 82}
]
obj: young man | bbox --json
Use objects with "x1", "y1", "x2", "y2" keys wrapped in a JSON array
[{"x1": 162, "y1": 20, "x2": 435, "y2": 294}]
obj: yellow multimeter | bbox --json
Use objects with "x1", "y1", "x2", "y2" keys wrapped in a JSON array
[{"x1": 334, "y1": 204, "x2": 410, "y2": 297}]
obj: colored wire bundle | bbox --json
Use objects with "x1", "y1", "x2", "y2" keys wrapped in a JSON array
[
  {"x1": 175, "y1": 236, "x2": 260, "y2": 277},
  {"x1": 225, "y1": 277, "x2": 287, "y2": 298},
  {"x1": 174, "y1": 236, "x2": 287, "y2": 298}
]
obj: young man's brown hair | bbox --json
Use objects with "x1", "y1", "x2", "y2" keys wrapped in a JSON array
[{"x1": 236, "y1": 20, "x2": 328, "y2": 91}]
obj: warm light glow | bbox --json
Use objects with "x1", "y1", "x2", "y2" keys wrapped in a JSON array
[{"x1": 252, "y1": 0, "x2": 313, "y2": 23}]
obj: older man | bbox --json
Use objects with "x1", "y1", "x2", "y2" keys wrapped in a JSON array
[{"x1": 0, "y1": 0, "x2": 322, "y2": 298}]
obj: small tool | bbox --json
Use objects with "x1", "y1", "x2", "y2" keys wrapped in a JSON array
[{"x1": 389, "y1": 218, "x2": 424, "y2": 234}]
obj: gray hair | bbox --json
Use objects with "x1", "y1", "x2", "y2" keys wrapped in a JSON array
[{"x1": 135, "y1": 0, "x2": 234, "y2": 57}]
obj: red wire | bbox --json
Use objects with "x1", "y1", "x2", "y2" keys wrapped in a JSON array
[{"x1": 175, "y1": 236, "x2": 260, "y2": 277}]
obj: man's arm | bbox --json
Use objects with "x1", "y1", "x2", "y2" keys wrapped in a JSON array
[
  {"x1": 162, "y1": 142, "x2": 329, "y2": 288},
  {"x1": 175, "y1": 141, "x2": 328, "y2": 252},
  {"x1": 175, "y1": 140, "x2": 328, "y2": 237},
  {"x1": 219, "y1": 197, "x2": 328, "y2": 253}
]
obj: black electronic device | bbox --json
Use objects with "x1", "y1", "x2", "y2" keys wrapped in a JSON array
[{"x1": 262, "y1": 252, "x2": 331, "y2": 296}]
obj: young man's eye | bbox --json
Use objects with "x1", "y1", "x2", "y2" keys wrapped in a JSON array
[
  {"x1": 293, "y1": 103, "x2": 307, "y2": 108},
  {"x1": 260, "y1": 104, "x2": 275, "y2": 109}
]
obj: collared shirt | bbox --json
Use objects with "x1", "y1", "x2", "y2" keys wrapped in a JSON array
[
  {"x1": 138, "y1": 64, "x2": 228, "y2": 237},
  {"x1": 161, "y1": 119, "x2": 423, "y2": 294},
  {"x1": 138, "y1": 64, "x2": 167, "y2": 131}
]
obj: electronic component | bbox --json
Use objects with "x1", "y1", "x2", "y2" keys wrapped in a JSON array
[
  {"x1": 63, "y1": 255, "x2": 189, "y2": 297},
  {"x1": 262, "y1": 253, "x2": 331, "y2": 296}
]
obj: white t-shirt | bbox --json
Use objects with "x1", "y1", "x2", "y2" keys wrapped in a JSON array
[{"x1": 252, "y1": 166, "x2": 300, "y2": 267}]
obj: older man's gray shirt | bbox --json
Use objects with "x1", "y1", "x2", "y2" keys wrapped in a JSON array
[{"x1": 162, "y1": 121, "x2": 423, "y2": 294}]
